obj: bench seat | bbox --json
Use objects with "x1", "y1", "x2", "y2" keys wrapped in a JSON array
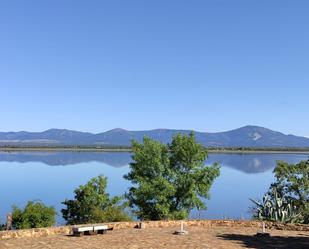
[
  {"x1": 72, "y1": 225, "x2": 108, "y2": 236},
  {"x1": 94, "y1": 225, "x2": 108, "y2": 234}
]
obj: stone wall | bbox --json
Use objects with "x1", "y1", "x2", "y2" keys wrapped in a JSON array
[{"x1": 0, "y1": 220, "x2": 308, "y2": 240}]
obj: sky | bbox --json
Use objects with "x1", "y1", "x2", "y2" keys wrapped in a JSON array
[{"x1": 0, "y1": 0, "x2": 308, "y2": 136}]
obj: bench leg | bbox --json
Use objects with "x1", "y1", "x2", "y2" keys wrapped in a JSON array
[
  {"x1": 84, "y1": 230, "x2": 97, "y2": 235},
  {"x1": 97, "y1": 229, "x2": 107, "y2": 234},
  {"x1": 73, "y1": 231, "x2": 83, "y2": 237}
]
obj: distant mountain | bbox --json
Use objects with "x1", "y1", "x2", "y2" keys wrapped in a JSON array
[
  {"x1": 0, "y1": 125, "x2": 309, "y2": 148},
  {"x1": 0, "y1": 129, "x2": 93, "y2": 145}
]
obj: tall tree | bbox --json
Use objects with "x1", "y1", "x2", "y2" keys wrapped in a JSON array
[{"x1": 124, "y1": 132, "x2": 220, "y2": 220}]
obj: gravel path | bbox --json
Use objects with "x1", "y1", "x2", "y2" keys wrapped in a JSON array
[{"x1": 0, "y1": 226, "x2": 308, "y2": 249}]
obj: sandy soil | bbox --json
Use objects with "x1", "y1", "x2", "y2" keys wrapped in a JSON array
[{"x1": 0, "y1": 225, "x2": 308, "y2": 249}]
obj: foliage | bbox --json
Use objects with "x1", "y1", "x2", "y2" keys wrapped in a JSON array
[
  {"x1": 250, "y1": 187, "x2": 302, "y2": 223},
  {"x1": 251, "y1": 159, "x2": 309, "y2": 224},
  {"x1": 271, "y1": 159, "x2": 309, "y2": 223},
  {"x1": 91, "y1": 206, "x2": 132, "y2": 222},
  {"x1": 62, "y1": 175, "x2": 131, "y2": 225},
  {"x1": 12, "y1": 201, "x2": 56, "y2": 229},
  {"x1": 124, "y1": 132, "x2": 220, "y2": 220}
]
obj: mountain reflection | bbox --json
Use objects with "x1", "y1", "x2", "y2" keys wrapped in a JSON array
[
  {"x1": 0, "y1": 151, "x2": 307, "y2": 174},
  {"x1": 0, "y1": 151, "x2": 132, "y2": 168},
  {"x1": 207, "y1": 153, "x2": 308, "y2": 173}
]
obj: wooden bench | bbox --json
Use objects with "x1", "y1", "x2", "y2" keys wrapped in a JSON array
[{"x1": 72, "y1": 225, "x2": 108, "y2": 236}]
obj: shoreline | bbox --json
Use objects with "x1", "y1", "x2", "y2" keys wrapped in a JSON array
[
  {"x1": 0, "y1": 147, "x2": 309, "y2": 154},
  {"x1": 0, "y1": 147, "x2": 132, "y2": 152}
]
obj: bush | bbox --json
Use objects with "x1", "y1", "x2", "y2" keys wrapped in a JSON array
[
  {"x1": 12, "y1": 201, "x2": 56, "y2": 229},
  {"x1": 91, "y1": 206, "x2": 132, "y2": 222},
  {"x1": 62, "y1": 175, "x2": 132, "y2": 225},
  {"x1": 250, "y1": 159, "x2": 309, "y2": 224},
  {"x1": 272, "y1": 159, "x2": 309, "y2": 223}
]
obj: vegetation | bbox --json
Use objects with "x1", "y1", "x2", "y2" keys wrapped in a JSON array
[
  {"x1": 251, "y1": 159, "x2": 309, "y2": 224},
  {"x1": 206, "y1": 147, "x2": 309, "y2": 152},
  {"x1": 62, "y1": 175, "x2": 131, "y2": 225},
  {"x1": 250, "y1": 187, "x2": 301, "y2": 223},
  {"x1": 12, "y1": 201, "x2": 56, "y2": 229},
  {"x1": 0, "y1": 220, "x2": 5, "y2": 231},
  {"x1": 124, "y1": 132, "x2": 220, "y2": 220},
  {"x1": 90, "y1": 206, "x2": 132, "y2": 222},
  {"x1": 271, "y1": 159, "x2": 309, "y2": 223}
]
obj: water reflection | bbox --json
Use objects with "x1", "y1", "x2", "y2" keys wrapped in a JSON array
[
  {"x1": 0, "y1": 151, "x2": 308, "y2": 223},
  {"x1": 0, "y1": 151, "x2": 307, "y2": 173},
  {"x1": 208, "y1": 153, "x2": 308, "y2": 173},
  {"x1": 0, "y1": 151, "x2": 132, "y2": 168}
]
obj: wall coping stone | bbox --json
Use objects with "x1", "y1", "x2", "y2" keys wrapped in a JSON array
[{"x1": 0, "y1": 219, "x2": 308, "y2": 240}]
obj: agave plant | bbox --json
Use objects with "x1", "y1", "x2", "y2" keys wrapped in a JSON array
[{"x1": 250, "y1": 187, "x2": 302, "y2": 223}]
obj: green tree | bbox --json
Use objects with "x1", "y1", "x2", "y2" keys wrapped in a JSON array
[
  {"x1": 62, "y1": 175, "x2": 131, "y2": 225},
  {"x1": 251, "y1": 159, "x2": 309, "y2": 224},
  {"x1": 124, "y1": 132, "x2": 220, "y2": 220},
  {"x1": 12, "y1": 201, "x2": 56, "y2": 229},
  {"x1": 271, "y1": 159, "x2": 309, "y2": 223}
]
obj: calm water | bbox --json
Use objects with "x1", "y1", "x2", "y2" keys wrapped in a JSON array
[{"x1": 0, "y1": 151, "x2": 308, "y2": 224}]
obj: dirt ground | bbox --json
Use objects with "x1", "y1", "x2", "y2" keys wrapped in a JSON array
[{"x1": 0, "y1": 225, "x2": 308, "y2": 249}]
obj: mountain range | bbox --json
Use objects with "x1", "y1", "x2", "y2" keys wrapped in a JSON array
[{"x1": 0, "y1": 125, "x2": 309, "y2": 148}]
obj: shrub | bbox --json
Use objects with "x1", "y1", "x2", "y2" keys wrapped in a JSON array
[
  {"x1": 62, "y1": 175, "x2": 131, "y2": 225},
  {"x1": 250, "y1": 159, "x2": 309, "y2": 224},
  {"x1": 91, "y1": 206, "x2": 132, "y2": 222},
  {"x1": 250, "y1": 187, "x2": 302, "y2": 223},
  {"x1": 271, "y1": 159, "x2": 309, "y2": 223},
  {"x1": 12, "y1": 201, "x2": 56, "y2": 229}
]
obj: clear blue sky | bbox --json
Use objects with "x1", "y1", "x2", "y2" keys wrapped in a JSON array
[{"x1": 0, "y1": 0, "x2": 308, "y2": 136}]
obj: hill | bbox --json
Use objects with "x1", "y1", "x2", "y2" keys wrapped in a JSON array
[{"x1": 0, "y1": 125, "x2": 309, "y2": 148}]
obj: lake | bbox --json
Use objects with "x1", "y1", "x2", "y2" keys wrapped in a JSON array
[{"x1": 0, "y1": 151, "x2": 308, "y2": 224}]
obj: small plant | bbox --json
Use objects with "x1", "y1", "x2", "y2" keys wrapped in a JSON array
[
  {"x1": 250, "y1": 187, "x2": 302, "y2": 223},
  {"x1": 12, "y1": 201, "x2": 56, "y2": 229}
]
